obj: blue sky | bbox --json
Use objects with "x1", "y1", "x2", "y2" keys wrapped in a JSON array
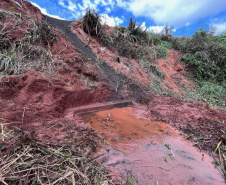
[{"x1": 28, "y1": 0, "x2": 226, "y2": 36}]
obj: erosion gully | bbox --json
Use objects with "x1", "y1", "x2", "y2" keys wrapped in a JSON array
[{"x1": 64, "y1": 102, "x2": 225, "y2": 185}]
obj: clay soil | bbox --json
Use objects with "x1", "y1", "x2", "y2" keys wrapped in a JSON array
[{"x1": 0, "y1": 0, "x2": 226, "y2": 183}]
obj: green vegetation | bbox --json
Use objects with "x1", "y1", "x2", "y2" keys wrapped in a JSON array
[
  {"x1": 82, "y1": 10, "x2": 168, "y2": 60},
  {"x1": 0, "y1": 10, "x2": 56, "y2": 75},
  {"x1": 82, "y1": 10, "x2": 226, "y2": 108},
  {"x1": 156, "y1": 44, "x2": 168, "y2": 58},
  {"x1": 174, "y1": 30, "x2": 226, "y2": 84},
  {"x1": 82, "y1": 9, "x2": 101, "y2": 36},
  {"x1": 100, "y1": 17, "x2": 151, "y2": 59},
  {"x1": 170, "y1": 29, "x2": 226, "y2": 108}
]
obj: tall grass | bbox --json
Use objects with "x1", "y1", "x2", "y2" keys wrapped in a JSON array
[{"x1": 0, "y1": 10, "x2": 57, "y2": 75}]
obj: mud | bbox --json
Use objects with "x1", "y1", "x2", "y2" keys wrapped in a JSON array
[
  {"x1": 46, "y1": 16, "x2": 150, "y2": 103},
  {"x1": 144, "y1": 96, "x2": 226, "y2": 152},
  {"x1": 1, "y1": 1, "x2": 226, "y2": 184},
  {"x1": 64, "y1": 100, "x2": 134, "y2": 117},
  {"x1": 80, "y1": 107, "x2": 225, "y2": 184},
  {"x1": 157, "y1": 50, "x2": 194, "y2": 94}
]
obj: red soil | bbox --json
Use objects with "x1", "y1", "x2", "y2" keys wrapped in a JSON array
[
  {"x1": 71, "y1": 19, "x2": 152, "y2": 87},
  {"x1": 157, "y1": 50, "x2": 194, "y2": 94},
  {"x1": 0, "y1": 2, "x2": 225, "y2": 180},
  {"x1": 144, "y1": 96, "x2": 226, "y2": 126},
  {"x1": 81, "y1": 107, "x2": 225, "y2": 184},
  {"x1": 0, "y1": 0, "x2": 111, "y2": 131},
  {"x1": 71, "y1": 19, "x2": 194, "y2": 94},
  {"x1": 0, "y1": 0, "x2": 43, "y2": 20}
]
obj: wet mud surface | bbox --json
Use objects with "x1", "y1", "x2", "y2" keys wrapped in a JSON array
[{"x1": 81, "y1": 107, "x2": 225, "y2": 185}]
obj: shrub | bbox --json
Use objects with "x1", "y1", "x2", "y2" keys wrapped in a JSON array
[
  {"x1": 161, "y1": 41, "x2": 173, "y2": 49},
  {"x1": 0, "y1": 11, "x2": 6, "y2": 19},
  {"x1": 150, "y1": 34, "x2": 161, "y2": 46},
  {"x1": 26, "y1": 20, "x2": 56, "y2": 46},
  {"x1": 82, "y1": 9, "x2": 101, "y2": 36},
  {"x1": 150, "y1": 65, "x2": 165, "y2": 79},
  {"x1": 172, "y1": 29, "x2": 226, "y2": 85},
  {"x1": 0, "y1": 12, "x2": 57, "y2": 75},
  {"x1": 156, "y1": 45, "x2": 168, "y2": 58}
]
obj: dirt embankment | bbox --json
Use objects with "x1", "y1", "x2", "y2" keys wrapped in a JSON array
[
  {"x1": 0, "y1": 0, "x2": 225, "y2": 176},
  {"x1": 0, "y1": 0, "x2": 112, "y2": 130}
]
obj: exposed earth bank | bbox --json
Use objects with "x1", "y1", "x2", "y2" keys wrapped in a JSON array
[{"x1": 0, "y1": 0, "x2": 226, "y2": 184}]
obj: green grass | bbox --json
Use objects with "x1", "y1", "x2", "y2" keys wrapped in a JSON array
[
  {"x1": 182, "y1": 81, "x2": 226, "y2": 108},
  {"x1": 156, "y1": 45, "x2": 168, "y2": 58}
]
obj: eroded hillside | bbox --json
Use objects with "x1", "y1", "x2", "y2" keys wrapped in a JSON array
[{"x1": 0, "y1": 1, "x2": 225, "y2": 184}]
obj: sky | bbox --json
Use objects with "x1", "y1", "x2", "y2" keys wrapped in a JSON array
[{"x1": 27, "y1": 0, "x2": 226, "y2": 36}]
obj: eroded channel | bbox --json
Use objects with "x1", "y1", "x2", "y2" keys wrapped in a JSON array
[{"x1": 80, "y1": 107, "x2": 225, "y2": 184}]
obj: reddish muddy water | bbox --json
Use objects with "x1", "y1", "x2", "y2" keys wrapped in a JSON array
[{"x1": 81, "y1": 107, "x2": 225, "y2": 185}]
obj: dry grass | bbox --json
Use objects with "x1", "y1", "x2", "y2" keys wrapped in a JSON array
[
  {"x1": 0, "y1": 124, "x2": 115, "y2": 185},
  {"x1": 0, "y1": 9, "x2": 58, "y2": 75}
]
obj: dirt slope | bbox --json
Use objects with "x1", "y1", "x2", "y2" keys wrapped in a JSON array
[{"x1": 0, "y1": 1, "x2": 226, "y2": 183}]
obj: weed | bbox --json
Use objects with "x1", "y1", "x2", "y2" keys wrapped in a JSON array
[
  {"x1": 125, "y1": 171, "x2": 136, "y2": 185},
  {"x1": 0, "y1": 43, "x2": 56, "y2": 75},
  {"x1": 156, "y1": 45, "x2": 168, "y2": 58},
  {"x1": 83, "y1": 9, "x2": 101, "y2": 36},
  {"x1": 173, "y1": 29, "x2": 226, "y2": 85},
  {"x1": 212, "y1": 141, "x2": 226, "y2": 175},
  {"x1": 150, "y1": 33, "x2": 161, "y2": 46},
  {"x1": 150, "y1": 65, "x2": 165, "y2": 79},
  {"x1": 0, "y1": 11, "x2": 57, "y2": 75},
  {"x1": 161, "y1": 41, "x2": 173, "y2": 49},
  {"x1": 27, "y1": 20, "x2": 56, "y2": 46},
  {"x1": 152, "y1": 83, "x2": 163, "y2": 94},
  {"x1": 182, "y1": 81, "x2": 226, "y2": 108}
]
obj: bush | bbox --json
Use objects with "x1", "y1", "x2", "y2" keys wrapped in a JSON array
[
  {"x1": 82, "y1": 9, "x2": 101, "y2": 36},
  {"x1": 156, "y1": 45, "x2": 168, "y2": 58},
  {"x1": 161, "y1": 41, "x2": 173, "y2": 49},
  {"x1": 150, "y1": 33, "x2": 161, "y2": 46},
  {"x1": 26, "y1": 20, "x2": 56, "y2": 46},
  {"x1": 174, "y1": 29, "x2": 226, "y2": 85},
  {"x1": 99, "y1": 16, "x2": 151, "y2": 59}
]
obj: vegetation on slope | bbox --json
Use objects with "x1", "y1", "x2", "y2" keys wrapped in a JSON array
[
  {"x1": 82, "y1": 10, "x2": 225, "y2": 108},
  {"x1": 0, "y1": 10, "x2": 56, "y2": 75},
  {"x1": 171, "y1": 29, "x2": 226, "y2": 107}
]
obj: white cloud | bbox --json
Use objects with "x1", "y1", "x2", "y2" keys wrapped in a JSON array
[
  {"x1": 115, "y1": 0, "x2": 128, "y2": 9},
  {"x1": 30, "y1": 2, "x2": 65, "y2": 20},
  {"x1": 140, "y1": 22, "x2": 147, "y2": 31},
  {"x1": 68, "y1": 1, "x2": 78, "y2": 11},
  {"x1": 185, "y1": 22, "x2": 190, "y2": 26},
  {"x1": 148, "y1": 26, "x2": 165, "y2": 33},
  {"x1": 127, "y1": 0, "x2": 226, "y2": 26},
  {"x1": 58, "y1": 0, "x2": 82, "y2": 18},
  {"x1": 58, "y1": 0, "x2": 117, "y2": 19},
  {"x1": 212, "y1": 22, "x2": 226, "y2": 34},
  {"x1": 105, "y1": 7, "x2": 111, "y2": 13},
  {"x1": 100, "y1": 14, "x2": 124, "y2": 27}
]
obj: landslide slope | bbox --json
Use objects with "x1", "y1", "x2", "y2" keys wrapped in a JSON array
[{"x1": 0, "y1": 0, "x2": 226, "y2": 183}]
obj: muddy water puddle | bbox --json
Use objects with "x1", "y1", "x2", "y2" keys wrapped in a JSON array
[{"x1": 81, "y1": 107, "x2": 225, "y2": 184}]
